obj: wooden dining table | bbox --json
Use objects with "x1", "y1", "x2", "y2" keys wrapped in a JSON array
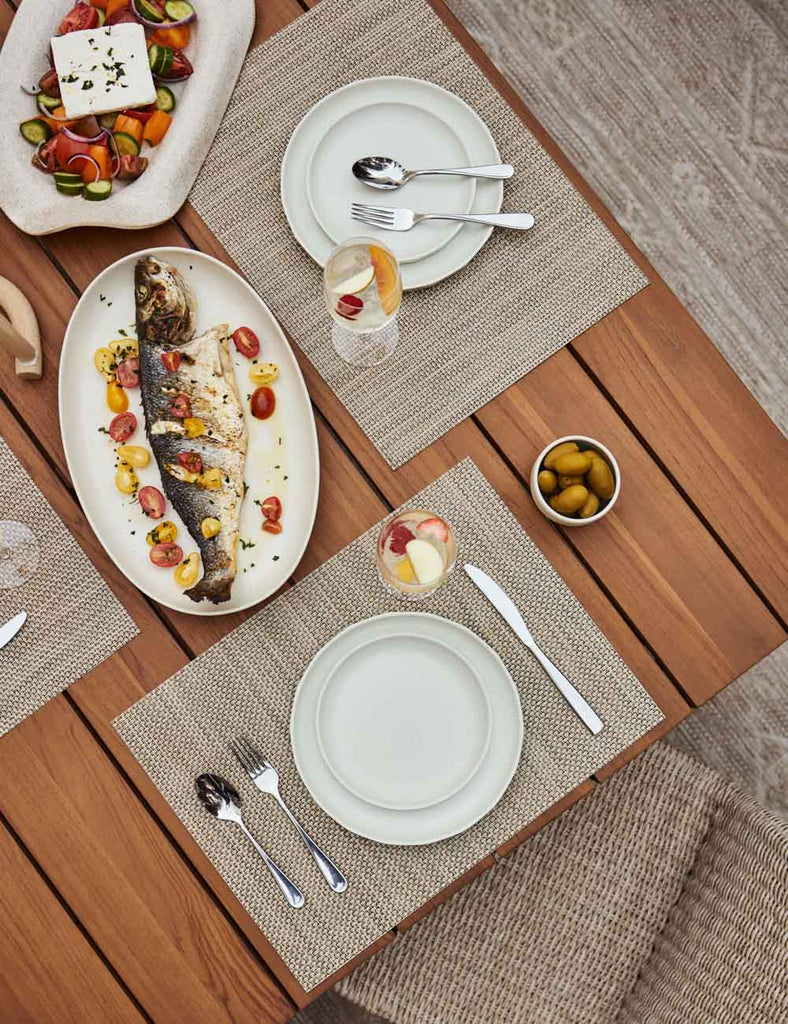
[{"x1": 1, "y1": 0, "x2": 786, "y2": 1021}]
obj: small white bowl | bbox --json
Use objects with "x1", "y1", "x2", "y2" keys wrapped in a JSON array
[{"x1": 530, "y1": 435, "x2": 621, "y2": 527}]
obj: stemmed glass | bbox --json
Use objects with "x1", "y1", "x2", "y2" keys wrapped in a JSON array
[{"x1": 0, "y1": 520, "x2": 40, "y2": 590}]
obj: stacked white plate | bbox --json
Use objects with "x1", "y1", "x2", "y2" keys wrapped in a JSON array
[
  {"x1": 290, "y1": 613, "x2": 523, "y2": 845},
  {"x1": 281, "y1": 77, "x2": 504, "y2": 289}
]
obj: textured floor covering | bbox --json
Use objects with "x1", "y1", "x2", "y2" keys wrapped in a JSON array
[{"x1": 298, "y1": 1, "x2": 788, "y2": 1018}]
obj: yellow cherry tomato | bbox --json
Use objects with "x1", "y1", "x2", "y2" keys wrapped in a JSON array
[
  {"x1": 109, "y1": 337, "x2": 139, "y2": 360},
  {"x1": 116, "y1": 444, "x2": 150, "y2": 468},
  {"x1": 199, "y1": 467, "x2": 223, "y2": 491},
  {"x1": 183, "y1": 417, "x2": 205, "y2": 439},
  {"x1": 94, "y1": 346, "x2": 116, "y2": 381},
  {"x1": 248, "y1": 362, "x2": 279, "y2": 386},
  {"x1": 200, "y1": 517, "x2": 221, "y2": 539},
  {"x1": 174, "y1": 552, "x2": 200, "y2": 588},
  {"x1": 107, "y1": 381, "x2": 129, "y2": 413},
  {"x1": 165, "y1": 463, "x2": 200, "y2": 484},
  {"x1": 146, "y1": 521, "x2": 178, "y2": 546},
  {"x1": 115, "y1": 460, "x2": 138, "y2": 494}
]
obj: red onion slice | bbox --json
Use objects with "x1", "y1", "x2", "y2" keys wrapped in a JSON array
[
  {"x1": 33, "y1": 139, "x2": 47, "y2": 169},
  {"x1": 130, "y1": 0, "x2": 196, "y2": 28},
  {"x1": 153, "y1": 72, "x2": 191, "y2": 83},
  {"x1": 67, "y1": 152, "x2": 102, "y2": 183},
  {"x1": 20, "y1": 83, "x2": 41, "y2": 96},
  {"x1": 62, "y1": 126, "x2": 110, "y2": 144}
]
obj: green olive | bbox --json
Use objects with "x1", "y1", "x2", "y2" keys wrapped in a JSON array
[
  {"x1": 538, "y1": 469, "x2": 558, "y2": 495},
  {"x1": 543, "y1": 441, "x2": 579, "y2": 471},
  {"x1": 579, "y1": 492, "x2": 601, "y2": 518},
  {"x1": 583, "y1": 448, "x2": 603, "y2": 462},
  {"x1": 550, "y1": 484, "x2": 589, "y2": 516},
  {"x1": 587, "y1": 457, "x2": 615, "y2": 500},
  {"x1": 558, "y1": 473, "x2": 584, "y2": 489},
  {"x1": 553, "y1": 452, "x2": 592, "y2": 476}
]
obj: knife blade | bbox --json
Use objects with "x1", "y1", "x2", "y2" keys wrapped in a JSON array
[
  {"x1": 0, "y1": 610, "x2": 26, "y2": 651},
  {"x1": 464, "y1": 564, "x2": 604, "y2": 735}
]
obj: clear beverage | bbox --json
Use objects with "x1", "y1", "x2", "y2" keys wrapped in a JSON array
[
  {"x1": 324, "y1": 236, "x2": 403, "y2": 366},
  {"x1": 376, "y1": 509, "x2": 456, "y2": 601},
  {"x1": 0, "y1": 520, "x2": 40, "y2": 590}
]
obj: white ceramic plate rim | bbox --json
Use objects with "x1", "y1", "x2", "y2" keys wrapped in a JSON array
[
  {"x1": 58, "y1": 246, "x2": 319, "y2": 616},
  {"x1": 281, "y1": 76, "x2": 503, "y2": 290},
  {"x1": 314, "y1": 630, "x2": 493, "y2": 811},
  {"x1": 291, "y1": 612, "x2": 524, "y2": 845}
]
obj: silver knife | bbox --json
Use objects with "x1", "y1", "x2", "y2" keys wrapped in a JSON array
[
  {"x1": 0, "y1": 610, "x2": 27, "y2": 651},
  {"x1": 464, "y1": 565, "x2": 604, "y2": 735}
]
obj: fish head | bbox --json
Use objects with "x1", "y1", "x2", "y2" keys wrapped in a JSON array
[{"x1": 135, "y1": 255, "x2": 197, "y2": 347}]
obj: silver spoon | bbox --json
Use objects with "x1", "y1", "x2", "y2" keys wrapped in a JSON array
[
  {"x1": 195, "y1": 772, "x2": 305, "y2": 909},
  {"x1": 353, "y1": 156, "x2": 514, "y2": 190}
]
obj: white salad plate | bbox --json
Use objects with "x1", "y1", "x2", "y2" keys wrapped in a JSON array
[
  {"x1": 59, "y1": 247, "x2": 319, "y2": 617},
  {"x1": 291, "y1": 613, "x2": 523, "y2": 845},
  {"x1": 315, "y1": 632, "x2": 492, "y2": 811},
  {"x1": 281, "y1": 77, "x2": 503, "y2": 290},
  {"x1": 306, "y1": 100, "x2": 476, "y2": 264},
  {"x1": 0, "y1": 0, "x2": 255, "y2": 235}
]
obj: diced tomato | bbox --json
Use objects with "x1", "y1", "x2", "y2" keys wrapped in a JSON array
[
  {"x1": 149, "y1": 542, "x2": 183, "y2": 568},
  {"x1": 171, "y1": 393, "x2": 191, "y2": 419},
  {"x1": 262, "y1": 519, "x2": 282, "y2": 535},
  {"x1": 178, "y1": 452, "x2": 203, "y2": 475},
  {"x1": 58, "y1": 4, "x2": 100, "y2": 34},
  {"x1": 56, "y1": 132, "x2": 89, "y2": 170},
  {"x1": 72, "y1": 144, "x2": 111, "y2": 184},
  {"x1": 122, "y1": 108, "x2": 156, "y2": 124},
  {"x1": 34, "y1": 136, "x2": 59, "y2": 174},
  {"x1": 108, "y1": 412, "x2": 137, "y2": 443},
  {"x1": 160, "y1": 350, "x2": 181, "y2": 372},
  {"x1": 232, "y1": 326, "x2": 260, "y2": 359},
  {"x1": 105, "y1": 6, "x2": 138, "y2": 23},
  {"x1": 116, "y1": 154, "x2": 149, "y2": 181},
  {"x1": 250, "y1": 386, "x2": 275, "y2": 420},
  {"x1": 38, "y1": 69, "x2": 60, "y2": 98},
  {"x1": 139, "y1": 486, "x2": 166, "y2": 520},
  {"x1": 91, "y1": 0, "x2": 109, "y2": 11},
  {"x1": 142, "y1": 109, "x2": 172, "y2": 147},
  {"x1": 149, "y1": 25, "x2": 191, "y2": 50},
  {"x1": 116, "y1": 357, "x2": 139, "y2": 388},
  {"x1": 106, "y1": 0, "x2": 130, "y2": 16},
  {"x1": 260, "y1": 496, "x2": 282, "y2": 521}
]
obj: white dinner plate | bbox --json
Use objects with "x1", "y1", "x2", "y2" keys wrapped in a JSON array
[
  {"x1": 291, "y1": 613, "x2": 523, "y2": 845},
  {"x1": 315, "y1": 632, "x2": 492, "y2": 810},
  {"x1": 59, "y1": 247, "x2": 319, "y2": 617},
  {"x1": 281, "y1": 77, "x2": 504, "y2": 290},
  {"x1": 306, "y1": 100, "x2": 476, "y2": 264}
]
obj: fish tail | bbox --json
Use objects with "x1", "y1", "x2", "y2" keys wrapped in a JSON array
[{"x1": 185, "y1": 574, "x2": 233, "y2": 604}]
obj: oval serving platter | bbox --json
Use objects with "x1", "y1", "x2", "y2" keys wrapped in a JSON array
[
  {"x1": 0, "y1": 0, "x2": 254, "y2": 235},
  {"x1": 59, "y1": 247, "x2": 319, "y2": 616}
]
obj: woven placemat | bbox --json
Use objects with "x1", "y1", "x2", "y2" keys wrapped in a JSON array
[
  {"x1": 189, "y1": 0, "x2": 647, "y2": 469},
  {"x1": 0, "y1": 436, "x2": 138, "y2": 739},
  {"x1": 114, "y1": 459, "x2": 662, "y2": 991}
]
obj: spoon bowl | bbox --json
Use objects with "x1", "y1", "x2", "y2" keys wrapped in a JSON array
[{"x1": 353, "y1": 156, "x2": 514, "y2": 190}]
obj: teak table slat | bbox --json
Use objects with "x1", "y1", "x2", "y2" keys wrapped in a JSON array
[{"x1": 1, "y1": 0, "x2": 786, "y2": 1020}]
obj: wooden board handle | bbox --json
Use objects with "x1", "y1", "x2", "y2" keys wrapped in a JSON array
[{"x1": 0, "y1": 277, "x2": 42, "y2": 379}]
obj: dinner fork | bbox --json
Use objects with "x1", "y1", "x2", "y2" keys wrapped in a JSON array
[
  {"x1": 351, "y1": 202, "x2": 535, "y2": 232},
  {"x1": 231, "y1": 736, "x2": 348, "y2": 893}
]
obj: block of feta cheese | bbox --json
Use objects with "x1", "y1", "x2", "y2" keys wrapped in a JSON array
[{"x1": 51, "y1": 23, "x2": 156, "y2": 119}]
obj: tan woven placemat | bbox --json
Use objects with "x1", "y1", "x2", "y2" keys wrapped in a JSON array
[
  {"x1": 114, "y1": 459, "x2": 662, "y2": 991},
  {"x1": 188, "y1": 0, "x2": 647, "y2": 469},
  {"x1": 0, "y1": 437, "x2": 138, "y2": 739}
]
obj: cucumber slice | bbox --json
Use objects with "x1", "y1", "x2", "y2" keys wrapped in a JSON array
[
  {"x1": 148, "y1": 43, "x2": 174, "y2": 77},
  {"x1": 136, "y1": 0, "x2": 165, "y2": 21},
  {"x1": 37, "y1": 93, "x2": 61, "y2": 113},
  {"x1": 84, "y1": 180, "x2": 112, "y2": 201},
  {"x1": 113, "y1": 131, "x2": 141, "y2": 156},
  {"x1": 54, "y1": 172, "x2": 84, "y2": 187},
  {"x1": 19, "y1": 118, "x2": 51, "y2": 145},
  {"x1": 164, "y1": 0, "x2": 194, "y2": 19},
  {"x1": 56, "y1": 181, "x2": 84, "y2": 197},
  {"x1": 154, "y1": 85, "x2": 176, "y2": 113},
  {"x1": 98, "y1": 112, "x2": 118, "y2": 130}
]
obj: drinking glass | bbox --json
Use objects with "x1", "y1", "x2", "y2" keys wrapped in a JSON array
[
  {"x1": 324, "y1": 236, "x2": 403, "y2": 367},
  {"x1": 0, "y1": 520, "x2": 40, "y2": 590},
  {"x1": 376, "y1": 509, "x2": 456, "y2": 601}
]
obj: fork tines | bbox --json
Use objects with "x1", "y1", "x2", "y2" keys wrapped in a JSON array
[
  {"x1": 230, "y1": 734, "x2": 271, "y2": 776},
  {"x1": 351, "y1": 202, "x2": 395, "y2": 226}
]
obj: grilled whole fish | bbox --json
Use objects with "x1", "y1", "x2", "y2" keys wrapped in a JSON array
[{"x1": 135, "y1": 257, "x2": 248, "y2": 604}]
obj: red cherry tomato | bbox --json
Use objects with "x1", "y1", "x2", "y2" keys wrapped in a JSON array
[
  {"x1": 232, "y1": 327, "x2": 260, "y2": 359},
  {"x1": 260, "y1": 495, "x2": 282, "y2": 521},
  {"x1": 58, "y1": 4, "x2": 99, "y2": 35},
  {"x1": 171, "y1": 393, "x2": 191, "y2": 419},
  {"x1": 250, "y1": 386, "x2": 275, "y2": 420},
  {"x1": 262, "y1": 518, "x2": 282, "y2": 535},
  {"x1": 161, "y1": 350, "x2": 181, "y2": 372},
  {"x1": 177, "y1": 451, "x2": 203, "y2": 475},
  {"x1": 149, "y1": 542, "x2": 183, "y2": 568},
  {"x1": 108, "y1": 412, "x2": 137, "y2": 443},
  {"x1": 139, "y1": 486, "x2": 166, "y2": 520},
  {"x1": 116, "y1": 356, "x2": 139, "y2": 388}
]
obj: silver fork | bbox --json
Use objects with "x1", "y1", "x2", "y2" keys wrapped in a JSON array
[
  {"x1": 231, "y1": 736, "x2": 348, "y2": 893},
  {"x1": 351, "y1": 202, "x2": 534, "y2": 232}
]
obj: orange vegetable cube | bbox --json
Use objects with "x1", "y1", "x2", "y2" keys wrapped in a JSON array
[
  {"x1": 149, "y1": 25, "x2": 191, "y2": 50},
  {"x1": 106, "y1": 0, "x2": 129, "y2": 15},
  {"x1": 143, "y1": 109, "x2": 172, "y2": 147},
  {"x1": 80, "y1": 144, "x2": 112, "y2": 183},
  {"x1": 113, "y1": 113, "x2": 144, "y2": 145},
  {"x1": 90, "y1": 0, "x2": 109, "y2": 10}
]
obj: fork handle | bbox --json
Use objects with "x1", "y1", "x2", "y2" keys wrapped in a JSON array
[
  {"x1": 422, "y1": 212, "x2": 534, "y2": 230},
  {"x1": 411, "y1": 163, "x2": 514, "y2": 181},
  {"x1": 277, "y1": 796, "x2": 348, "y2": 893},
  {"x1": 238, "y1": 821, "x2": 305, "y2": 908}
]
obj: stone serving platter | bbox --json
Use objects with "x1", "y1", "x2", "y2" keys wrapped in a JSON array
[{"x1": 0, "y1": 0, "x2": 255, "y2": 235}]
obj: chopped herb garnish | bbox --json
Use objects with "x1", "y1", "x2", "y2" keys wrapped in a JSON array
[{"x1": 239, "y1": 538, "x2": 256, "y2": 550}]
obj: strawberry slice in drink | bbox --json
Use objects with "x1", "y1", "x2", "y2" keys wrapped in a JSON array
[
  {"x1": 336, "y1": 294, "x2": 363, "y2": 320},
  {"x1": 417, "y1": 516, "x2": 449, "y2": 544}
]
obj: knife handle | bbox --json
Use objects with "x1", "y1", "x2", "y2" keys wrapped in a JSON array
[{"x1": 529, "y1": 641, "x2": 604, "y2": 735}]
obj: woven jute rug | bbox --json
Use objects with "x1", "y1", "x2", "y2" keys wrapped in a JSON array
[
  {"x1": 114, "y1": 459, "x2": 662, "y2": 990},
  {"x1": 189, "y1": 0, "x2": 647, "y2": 469},
  {"x1": 0, "y1": 437, "x2": 138, "y2": 739}
]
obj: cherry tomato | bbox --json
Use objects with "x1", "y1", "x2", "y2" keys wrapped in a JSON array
[
  {"x1": 171, "y1": 393, "x2": 191, "y2": 419},
  {"x1": 250, "y1": 386, "x2": 275, "y2": 420},
  {"x1": 58, "y1": 4, "x2": 99, "y2": 34},
  {"x1": 149, "y1": 542, "x2": 183, "y2": 568},
  {"x1": 108, "y1": 412, "x2": 137, "y2": 443},
  {"x1": 177, "y1": 451, "x2": 203, "y2": 475},
  {"x1": 232, "y1": 326, "x2": 260, "y2": 359},
  {"x1": 116, "y1": 356, "x2": 139, "y2": 388},
  {"x1": 139, "y1": 485, "x2": 166, "y2": 520},
  {"x1": 262, "y1": 518, "x2": 282, "y2": 535},
  {"x1": 161, "y1": 350, "x2": 182, "y2": 372},
  {"x1": 260, "y1": 495, "x2": 282, "y2": 521}
]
